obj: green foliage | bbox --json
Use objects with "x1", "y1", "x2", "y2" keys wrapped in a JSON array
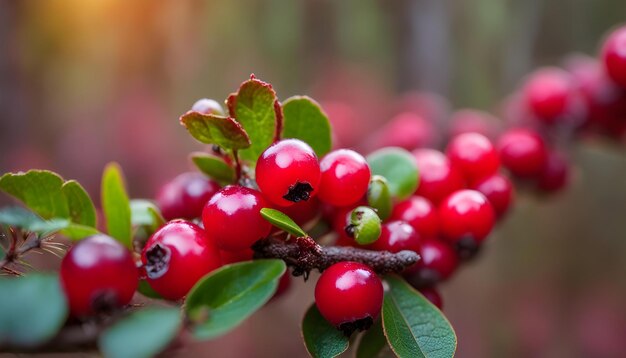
[
  {"x1": 101, "y1": 163, "x2": 132, "y2": 248},
  {"x1": 185, "y1": 259, "x2": 286, "y2": 340},
  {"x1": 99, "y1": 307, "x2": 182, "y2": 358},
  {"x1": 367, "y1": 175, "x2": 392, "y2": 221},
  {"x1": 0, "y1": 207, "x2": 69, "y2": 236},
  {"x1": 367, "y1": 148, "x2": 419, "y2": 200},
  {"x1": 281, "y1": 96, "x2": 332, "y2": 157},
  {"x1": 349, "y1": 206, "x2": 382, "y2": 245},
  {"x1": 0, "y1": 274, "x2": 68, "y2": 347},
  {"x1": 260, "y1": 208, "x2": 307, "y2": 237},
  {"x1": 227, "y1": 76, "x2": 281, "y2": 163},
  {"x1": 382, "y1": 276, "x2": 457, "y2": 358},
  {"x1": 60, "y1": 224, "x2": 101, "y2": 240},
  {"x1": 356, "y1": 319, "x2": 387, "y2": 358},
  {"x1": 62, "y1": 180, "x2": 97, "y2": 227},
  {"x1": 180, "y1": 112, "x2": 251, "y2": 150},
  {"x1": 190, "y1": 152, "x2": 236, "y2": 185},
  {"x1": 0, "y1": 170, "x2": 70, "y2": 219},
  {"x1": 130, "y1": 199, "x2": 165, "y2": 234},
  {"x1": 301, "y1": 304, "x2": 349, "y2": 358},
  {"x1": 137, "y1": 280, "x2": 164, "y2": 299}
]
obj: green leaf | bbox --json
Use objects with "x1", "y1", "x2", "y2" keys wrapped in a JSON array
[
  {"x1": 60, "y1": 223, "x2": 101, "y2": 240},
  {"x1": 185, "y1": 259, "x2": 286, "y2": 340},
  {"x1": 382, "y1": 276, "x2": 456, "y2": 358},
  {"x1": 356, "y1": 319, "x2": 387, "y2": 358},
  {"x1": 62, "y1": 180, "x2": 97, "y2": 227},
  {"x1": 0, "y1": 206, "x2": 69, "y2": 235},
  {"x1": 301, "y1": 304, "x2": 349, "y2": 358},
  {"x1": 0, "y1": 170, "x2": 69, "y2": 219},
  {"x1": 99, "y1": 307, "x2": 182, "y2": 358},
  {"x1": 180, "y1": 111, "x2": 251, "y2": 150},
  {"x1": 190, "y1": 152, "x2": 236, "y2": 185},
  {"x1": 101, "y1": 163, "x2": 132, "y2": 248},
  {"x1": 226, "y1": 76, "x2": 281, "y2": 163},
  {"x1": 281, "y1": 96, "x2": 332, "y2": 157},
  {"x1": 349, "y1": 206, "x2": 382, "y2": 245},
  {"x1": 367, "y1": 148, "x2": 419, "y2": 200},
  {"x1": 0, "y1": 274, "x2": 68, "y2": 347},
  {"x1": 137, "y1": 280, "x2": 164, "y2": 299},
  {"x1": 130, "y1": 199, "x2": 165, "y2": 234},
  {"x1": 367, "y1": 176, "x2": 392, "y2": 221},
  {"x1": 260, "y1": 208, "x2": 306, "y2": 237}
]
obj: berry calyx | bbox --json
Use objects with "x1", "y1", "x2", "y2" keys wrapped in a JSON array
[
  {"x1": 141, "y1": 221, "x2": 222, "y2": 300},
  {"x1": 202, "y1": 185, "x2": 272, "y2": 251},
  {"x1": 156, "y1": 172, "x2": 220, "y2": 221},
  {"x1": 412, "y1": 149, "x2": 465, "y2": 204},
  {"x1": 438, "y1": 190, "x2": 495, "y2": 246},
  {"x1": 601, "y1": 25, "x2": 626, "y2": 88},
  {"x1": 255, "y1": 139, "x2": 321, "y2": 206},
  {"x1": 390, "y1": 196, "x2": 439, "y2": 238},
  {"x1": 523, "y1": 67, "x2": 574, "y2": 123},
  {"x1": 60, "y1": 235, "x2": 138, "y2": 317},
  {"x1": 446, "y1": 133, "x2": 500, "y2": 182},
  {"x1": 405, "y1": 238, "x2": 458, "y2": 287},
  {"x1": 315, "y1": 261, "x2": 383, "y2": 334},
  {"x1": 471, "y1": 173, "x2": 515, "y2": 218},
  {"x1": 497, "y1": 129, "x2": 548, "y2": 178},
  {"x1": 368, "y1": 220, "x2": 421, "y2": 253},
  {"x1": 318, "y1": 149, "x2": 371, "y2": 206}
]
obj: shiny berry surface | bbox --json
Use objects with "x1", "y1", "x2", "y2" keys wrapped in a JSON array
[
  {"x1": 315, "y1": 262, "x2": 383, "y2": 327},
  {"x1": 142, "y1": 221, "x2": 222, "y2": 300},
  {"x1": 446, "y1": 133, "x2": 500, "y2": 182},
  {"x1": 438, "y1": 190, "x2": 495, "y2": 245},
  {"x1": 537, "y1": 151, "x2": 570, "y2": 192},
  {"x1": 61, "y1": 235, "x2": 138, "y2": 317},
  {"x1": 418, "y1": 286, "x2": 443, "y2": 310},
  {"x1": 318, "y1": 149, "x2": 371, "y2": 206},
  {"x1": 406, "y1": 238, "x2": 458, "y2": 286},
  {"x1": 497, "y1": 129, "x2": 548, "y2": 178},
  {"x1": 602, "y1": 26, "x2": 626, "y2": 87},
  {"x1": 524, "y1": 67, "x2": 573, "y2": 122},
  {"x1": 156, "y1": 172, "x2": 220, "y2": 221},
  {"x1": 368, "y1": 220, "x2": 421, "y2": 253},
  {"x1": 412, "y1": 149, "x2": 465, "y2": 204},
  {"x1": 390, "y1": 196, "x2": 439, "y2": 238},
  {"x1": 471, "y1": 173, "x2": 515, "y2": 218},
  {"x1": 255, "y1": 139, "x2": 321, "y2": 206},
  {"x1": 202, "y1": 185, "x2": 271, "y2": 251}
]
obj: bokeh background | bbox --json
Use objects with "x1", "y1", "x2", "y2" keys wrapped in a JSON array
[{"x1": 1, "y1": 1, "x2": 626, "y2": 357}]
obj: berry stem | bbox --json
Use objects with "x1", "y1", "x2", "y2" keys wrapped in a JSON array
[
  {"x1": 232, "y1": 149, "x2": 242, "y2": 181},
  {"x1": 251, "y1": 236, "x2": 420, "y2": 279}
]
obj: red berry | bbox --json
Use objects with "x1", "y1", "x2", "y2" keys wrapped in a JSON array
[
  {"x1": 219, "y1": 248, "x2": 254, "y2": 265},
  {"x1": 156, "y1": 172, "x2": 220, "y2": 221},
  {"x1": 142, "y1": 221, "x2": 222, "y2": 300},
  {"x1": 318, "y1": 149, "x2": 371, "y2": 206},
  {"x1": 255, "y1": 139, "x2": 321, "y2": 206},
  {"x1": 446, "y1": 133, "x2": 500, "y2": 182},
  {"x1": 438, "y1": 190, "x2": 495, "y2": 246},
  {"x1": 497, "y1": 129, "x2": 548, "y2": 178},
  {"x1": 412, "y1": 149, "x2": 465, "y2": 204},
  {"x1": 376, "y1": 112, "x2": 439, "y2": 150},
  {"x1": 60, "y1": 235, "x2": 138, "y2": 317},
  {"x1": 315, "y1": 262, "x2": 383, "y2": 331},
  {"x1": 536, "y1": 151, "x2": 570, "y2": 192},
  {"x1": 601, "y1": 25, "x2": 626, "y2": 88},
  {"x1": 274, "y1": 197, "x2": 321, "y2": 228},
  {"x1": 202, "y1": 185, "x2": 271, "y2": 251},
  {"x1": 271, "y1": 272, "x2": 292, "y2": 301},
  {"x1": 390, "y1": 196, "x2": 439, "y2": 238},
  {"x1": 368, "y1": 220, "x2": 421, "y2": 253},
  {"x1": 523, "y1": 68, "x2": 574, "y2": 123},
  {"x1": 448, "y1": 109, "x2": 502, "y2": 141},
  {"x1": 405, "y1": 238, "x2": 458, "y2": 286},
  {"x1": 418, "y1": 286, "x2": 443, "y2": 310},
  {"x1": 471, "y1": 173, "x2": 515, "y2": 218}
]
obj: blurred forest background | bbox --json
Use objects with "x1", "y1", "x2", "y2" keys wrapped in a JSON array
[{"x1": 1, "y1": 1, "x2": 626, "y2": 357}]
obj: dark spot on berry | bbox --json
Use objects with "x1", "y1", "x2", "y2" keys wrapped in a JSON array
[
  {"x1": 455, "y1": 236, "x2": 481, "y2": 261},
  {"x1": 144, "y1": 243, "x2": 172, "y2": 279},
  {"x1": 345, "y1": 224, "x2": 356, "y2": 238},
  {"x1": 283, "y1": 182, "x2": 313, "y2": 203},
  {"x1": 91, "y1": 290, "x2": 119, "y2": 315},
  {"x1": 338, "y1": 316, "x2": 374, "y2": 336}
]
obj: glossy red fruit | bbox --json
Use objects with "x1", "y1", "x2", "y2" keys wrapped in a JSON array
[
  {"x1": 255, "y1": 139, "x2": 321, "y2": 206},
  {"x1": 219, "y1": 248, "x2": 254, "y2": 265},
  {"x1": 497, "y1": 129, "x2": 548, "y2": 178},
  {"x1": 315, "y1": 262, "x2": 383, "y2": 331},
  {"x1": 368, "y1": 221, "x2": 421, "y2": 253},
  {"x1": 523, "y1": 67, "x2": 574, "y2": 123},
  {"x1": 61, "y1": 235, "x2": 138, "y2": 317},
  {"x1": 471, "y1": 173, "x2": 515, "y2": 218},
  {"x1": 601, "y1": 25, "x2": 626, "y2": 88},
  {"x1": 142, "y1": 221, "x2": 222, "y2": 300},
  {"x1": 156, "y1": 172, "x2": 220, "y2": 221},
  {"x1": 202, "y1": 185, "x2": 271, "y2": 251},
  {"x1": 318, "y1": 149, "x2": 371, "y2": 206},
  {"x1": 405, "y1": 238, "x2": 458, "y2": 286},
  {"x1": 390, "y1": 196, "x2": 439, "y2": 238},
  {"x1": 536, "y1": 151, "x2": 570, "y2": 192},
  {"x1": 412, "y1": 149, "x2": 465, "y2": 204},
  {"x1": 418, "y1": 286, "x2": 443, "y2": 310},
  {"x1": 438, "y1": 190, "x2": 495, "y2": 246},
  {"x1": 446, "y1": 133, "x2": 500, "y2": 182},
  {"x1": 448, "y1": 109, "x2": 502, "y2": 141}
]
